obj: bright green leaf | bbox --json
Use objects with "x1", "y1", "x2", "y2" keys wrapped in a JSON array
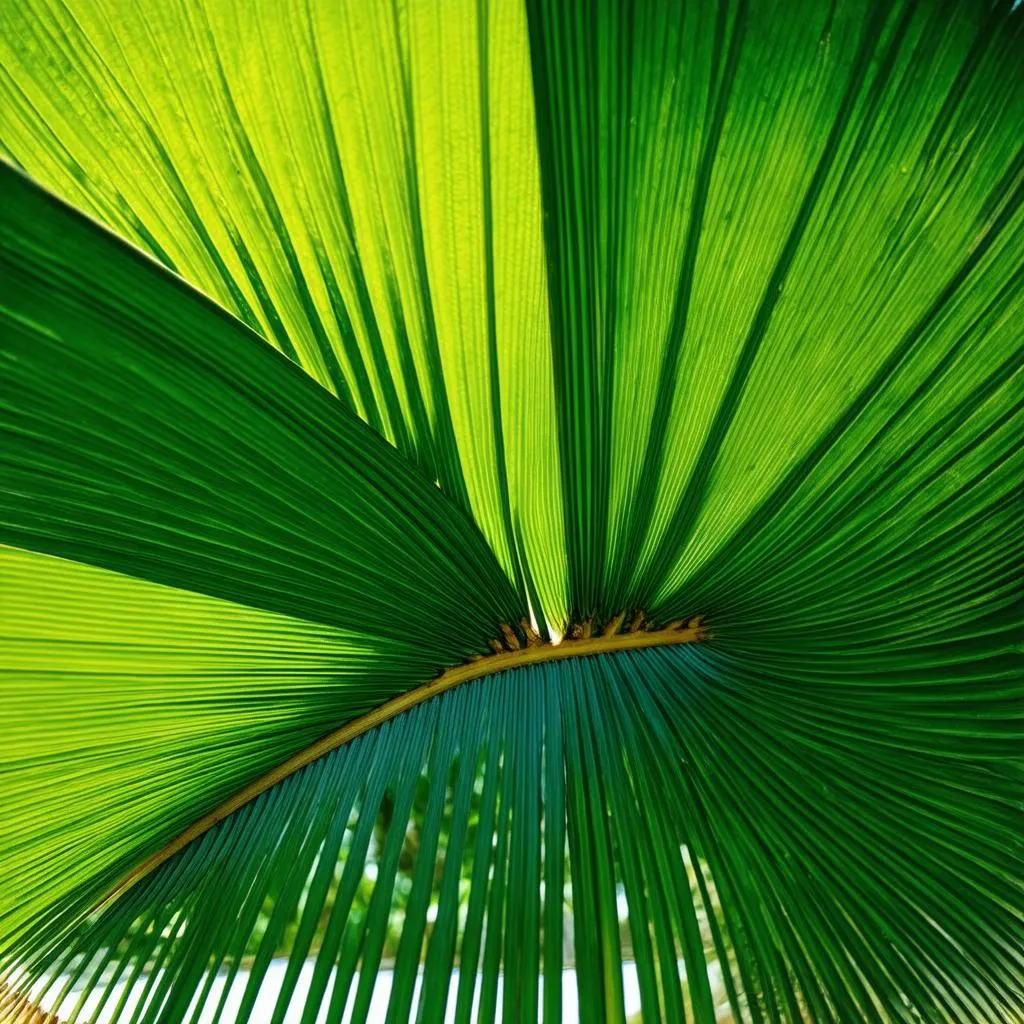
[{"x1": 1, "y1": 0, "x2": 1022, "y2": 1021}]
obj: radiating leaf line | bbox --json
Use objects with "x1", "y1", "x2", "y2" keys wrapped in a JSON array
[
  {"x1": 299, "y1": 0, "x2": 407, "y2": 449},
  {"x1": 658, "y1": 171, "x2": 1023, "y2": 620},
  {"x1": 477, "y1": 0, "x2": 524, "y2": 609},
  {"x1": 606, "y1": 0, "x2": 747, "y2": 601},
  {"x1": 640, "y1": 0, "x2": 904, "y2": 600}
]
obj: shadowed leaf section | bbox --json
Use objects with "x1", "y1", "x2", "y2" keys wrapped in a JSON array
[{"x1": 6, "y1": 643, "x2": 1023, "y2": 1024}]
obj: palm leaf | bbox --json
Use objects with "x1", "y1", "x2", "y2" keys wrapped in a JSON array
[
  {"x1": 1, "y1": 0, "x2": 1022, "y2": 1022},
  {"x1": 0, "y1": 164, "x2": 523, "y2": 954}
]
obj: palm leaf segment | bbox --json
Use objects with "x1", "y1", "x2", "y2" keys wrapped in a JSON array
[{"x1": 1, "y1": 0, "x2": 1022, "y2": 1021}]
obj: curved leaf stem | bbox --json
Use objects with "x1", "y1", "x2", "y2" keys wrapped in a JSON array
[{"x1": 97, "y1": 615, "x2": 708, "y2": 913}]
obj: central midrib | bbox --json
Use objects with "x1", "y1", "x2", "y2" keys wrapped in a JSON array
[{"x1": 99, "y1": 613, "x2": 708, "y2": 910}]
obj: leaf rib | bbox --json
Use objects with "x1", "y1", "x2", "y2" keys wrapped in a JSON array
[{"x1": 97, "y1": 618, "x2": 707, "y2": 914}]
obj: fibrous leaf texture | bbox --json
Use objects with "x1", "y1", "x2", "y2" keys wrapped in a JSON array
[{"x1": 0, "y1": 0, "x2": 1022, "y2": 1022}]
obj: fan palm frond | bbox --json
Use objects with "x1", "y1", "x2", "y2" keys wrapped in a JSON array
[{"x1": 1, "y1": 0, "x2": 1022, "y2": 1021}]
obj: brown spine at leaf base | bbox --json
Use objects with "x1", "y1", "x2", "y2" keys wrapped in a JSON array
[{"x1": 0, "y1": 984, "x2": 74, "y2": 1024}]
